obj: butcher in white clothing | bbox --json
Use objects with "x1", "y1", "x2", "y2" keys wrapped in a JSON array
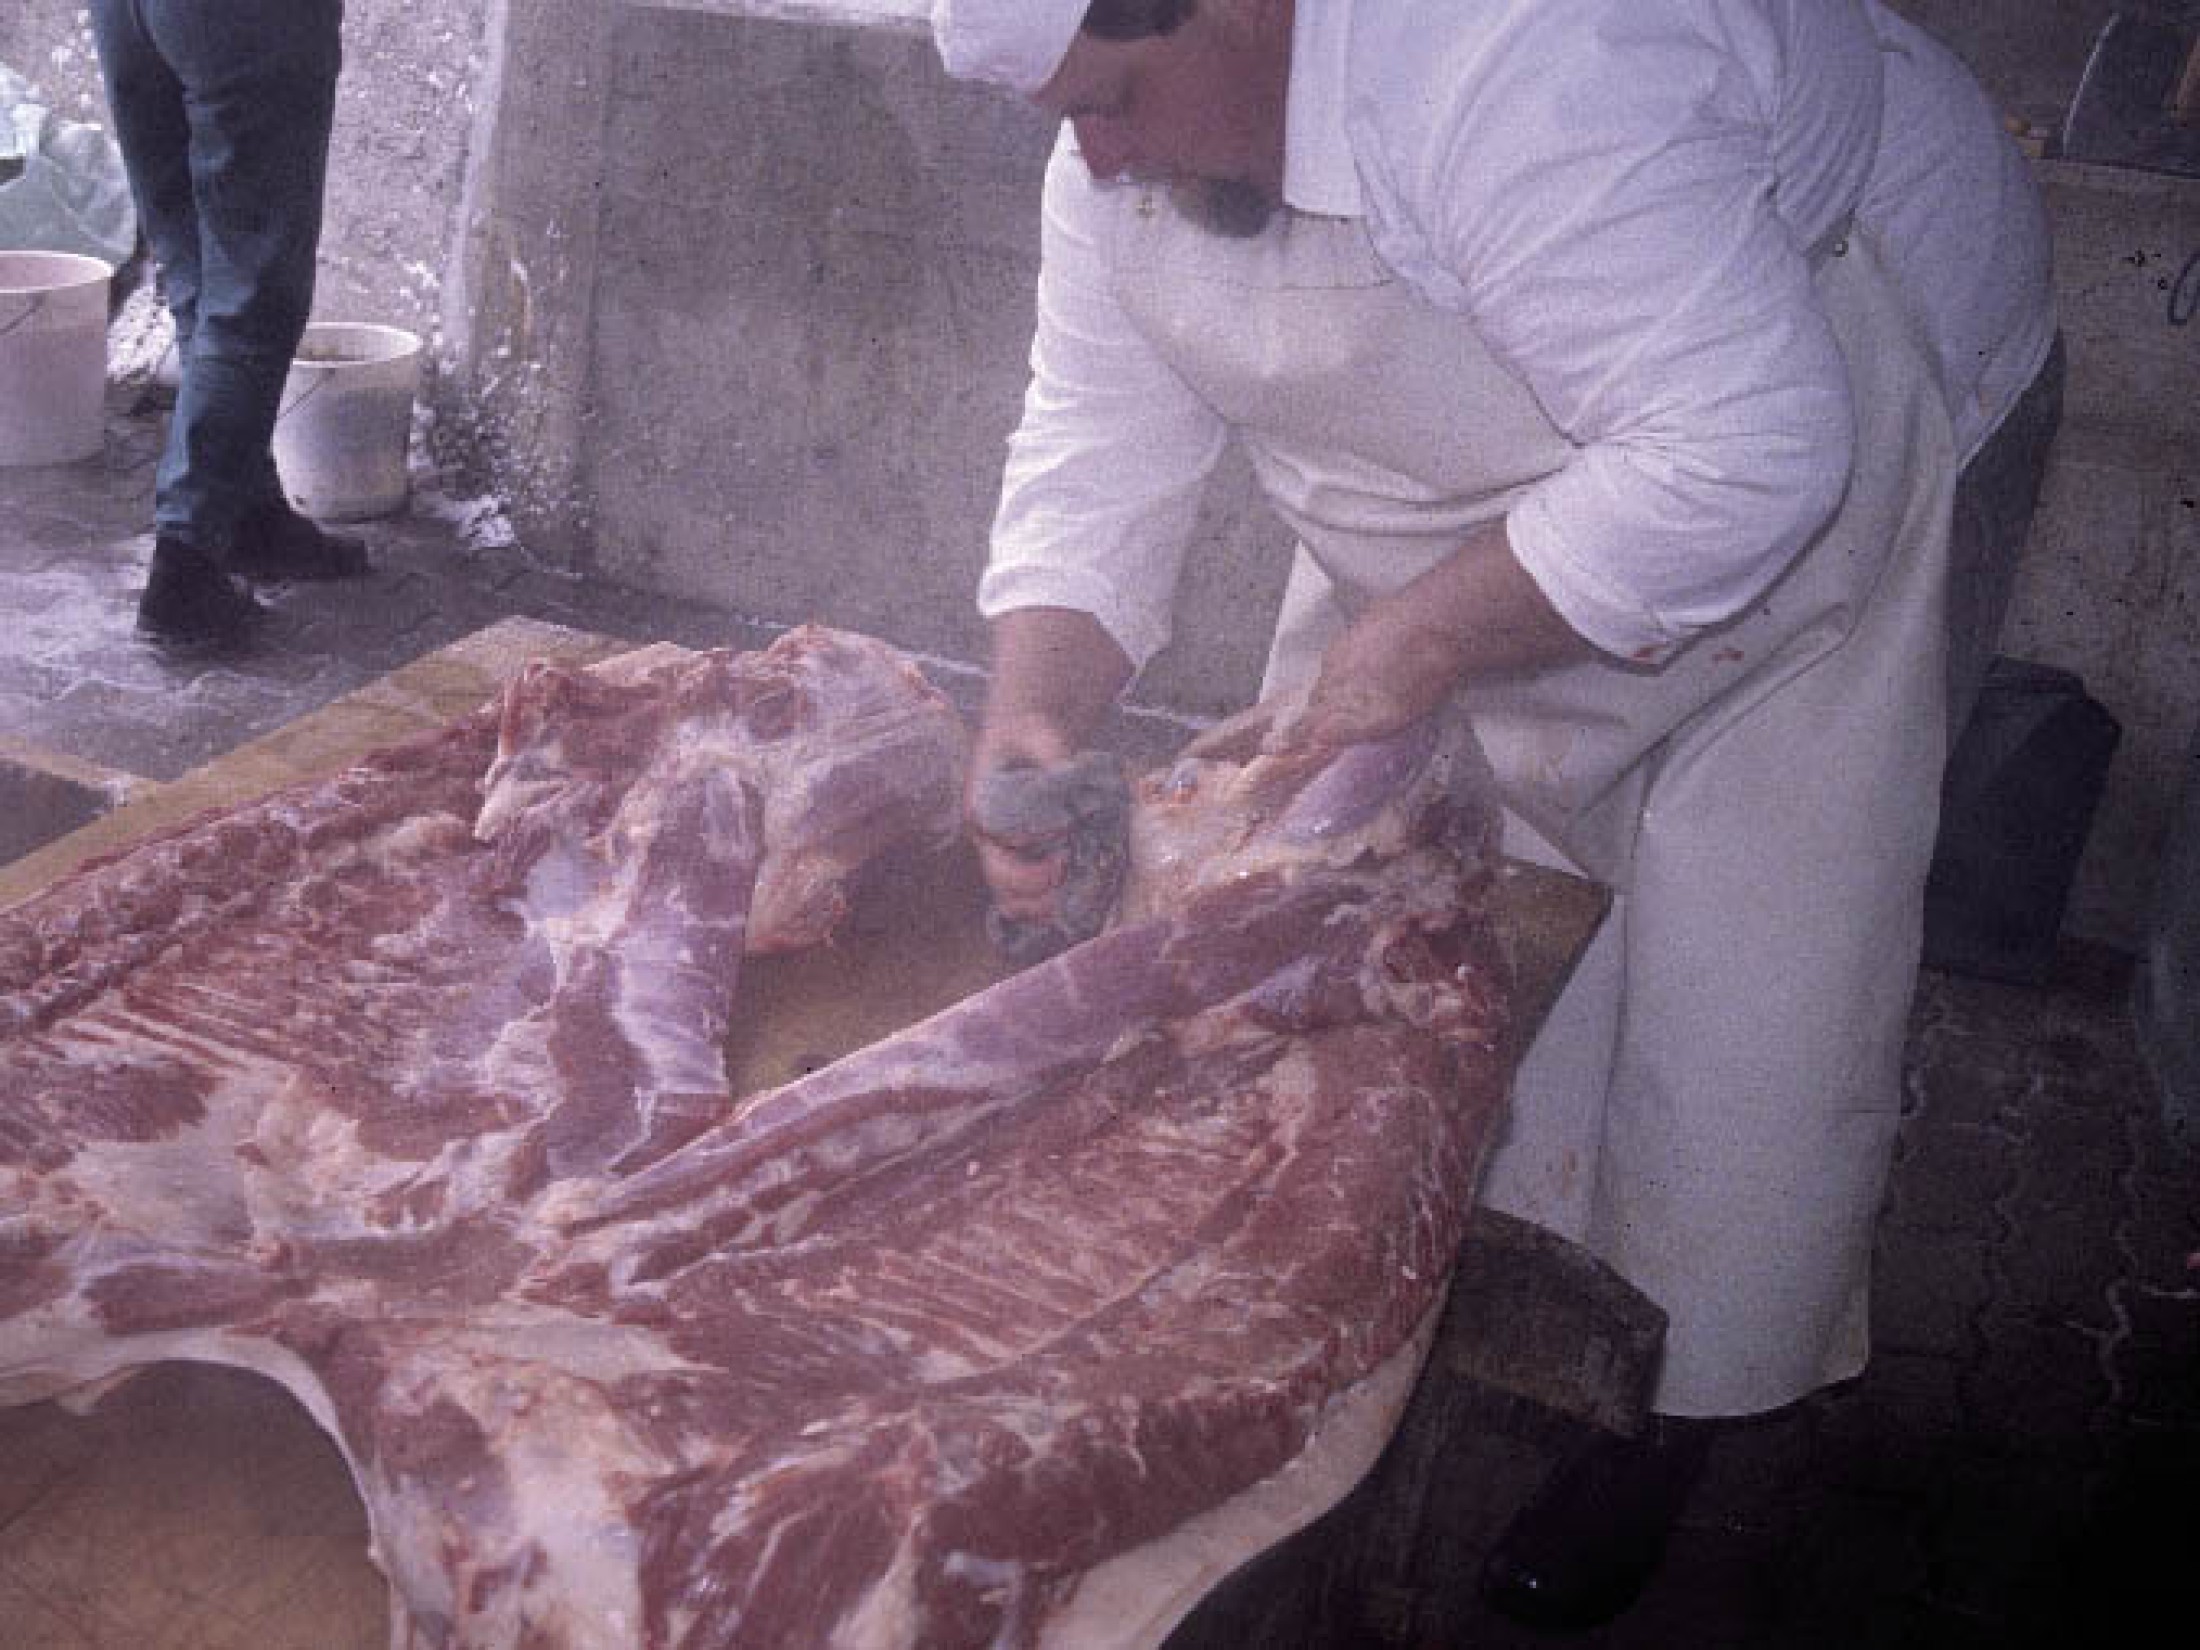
[{"x1": 928, "y1": 0, "x2": 2059, "y2": 1629}]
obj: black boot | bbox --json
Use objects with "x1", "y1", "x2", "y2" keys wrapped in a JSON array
[
  {"x1": 226, "y1": 497, "x2": 370, "y2": 582},
  {"x1": 1480, "y1": 1415, "x2": 1715, "y2": 1632},
  {"x1": 137, "y1": 535, "x2": 265, "y2": 650}
]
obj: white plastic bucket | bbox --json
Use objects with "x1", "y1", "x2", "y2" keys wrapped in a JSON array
[
  {"x1": 0, "y1": 250, "x2": 112, "y2": 467},
  {"x1": 272, "y1": 320, "x2": 422, "y2": 521}
]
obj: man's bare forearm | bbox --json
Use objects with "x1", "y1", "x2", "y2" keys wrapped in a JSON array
[
  {"x1": 967, "y1": 607, "x2": 1135, "y2": 918},
  {"x1": 979, "y1": 607, "x2": 1136, "y2": 763},
  {"x1": 1295, "y1": 519, "x2": 1589, "y2": 749}
]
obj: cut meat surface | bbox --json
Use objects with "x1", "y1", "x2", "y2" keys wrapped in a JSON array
[{"x1": 0, "y1": 628, "x2": 1511, "y2": 1649}]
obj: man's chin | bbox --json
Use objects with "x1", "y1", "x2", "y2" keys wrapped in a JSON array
[{"x1": 1169, "y1": 177, "x2": 1278, "y2": 239}]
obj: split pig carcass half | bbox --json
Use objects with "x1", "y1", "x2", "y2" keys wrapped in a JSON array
[{"x1": 0, "y1": 625, "x2": 1512, "y2": 1649}]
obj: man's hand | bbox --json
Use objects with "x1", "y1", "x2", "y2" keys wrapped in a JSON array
[
  {"x1": 1292, "y1": 589, "x2": 1476, "y2": 750},
  {"x1": 969, "y1": 750, "x2": 1132, "y2": 962},
  {"x1": 968, "y1": 710, "x2": 1082, "y2": 921},
  {"x1": 1287, "y1": 520, "x2": 1589, "y2": 753},
  {"x1": 966, "y1": 609, "x2": 1134, "y2": 921}
]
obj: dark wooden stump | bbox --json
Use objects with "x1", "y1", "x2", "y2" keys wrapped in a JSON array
[{"x1": 1163, "y1": 1208, "x2": 1665, "y2": 1649}]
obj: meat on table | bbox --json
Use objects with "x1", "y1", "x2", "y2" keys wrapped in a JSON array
[{"x1": 0, "y1": 625, "x2": 1514, "y2": 1649}]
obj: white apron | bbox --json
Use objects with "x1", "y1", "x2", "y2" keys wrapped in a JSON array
[{"x1": 1103, "y1": 189, "x2": 1956, "y2": 1417}]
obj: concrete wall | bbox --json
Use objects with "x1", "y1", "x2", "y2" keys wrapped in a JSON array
[
  {"x1": 0, "y1": 4, "x2": 105, "y2": 127},
  {"x1": 584, "y1": 10, "x2": 1061, "y2": 668},
  {"x1": 571, "y1": 4, "x2": 1289, "y2": 714},
  {"x1": 4, "y1": 0, "x2": 2195, "y2": 945},
  {"x1": 0, "y1": 0, "x2": 495, "y2": 495},
  {"x1": 0, "y1": 0, "x2": 1289, "y2": 713},
  {"x1": 1892, "y1": 0, "x2": 2125, "y2": 128},
  {"x1": 2004, "y1": 162, "x2": 2200, "y2": 947}
]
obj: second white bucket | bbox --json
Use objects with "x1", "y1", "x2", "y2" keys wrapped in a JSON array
[
  {"x1": 272, "y1": 321, "x2": 422, "y2": 521},
  {"x1": 0, "y1": 250, "x2": 113, "y2": 467}
]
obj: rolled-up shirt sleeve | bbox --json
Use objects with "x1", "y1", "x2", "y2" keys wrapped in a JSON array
[
  {"x1": 1360, "y1": 8, "x2": 1859, "y2": 662},
  {"x1": 977, "y1": 130, "x2": 1229, "y2": 673}
]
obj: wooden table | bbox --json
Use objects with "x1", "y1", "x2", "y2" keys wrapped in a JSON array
[{"x1": 0, "y1": 620, "x2": 1644, "y2": 1650}]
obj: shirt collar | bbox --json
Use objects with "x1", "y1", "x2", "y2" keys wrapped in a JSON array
[{"x1": 1282, "y1": 0, "x2": 1362, "y2": 217}]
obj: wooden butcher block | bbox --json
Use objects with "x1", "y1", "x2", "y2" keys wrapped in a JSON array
[{"x1": 0, "y1": 621, "x2": 1642, "y2": 1650}]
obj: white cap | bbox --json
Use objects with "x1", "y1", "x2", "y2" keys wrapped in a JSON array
[{"x1": 931, "y1": 0, "x2": 1088, "y2": 94}]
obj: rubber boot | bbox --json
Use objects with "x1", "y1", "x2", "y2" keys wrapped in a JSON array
[
  {"x1": 1480, "y1": 1415, "x2": 1716, "y2": 1632},
  {"x1": 137, "y1": 535, "x2": 265, "y2": 650},
  {"x1": 226, "y1": 496, "x2": 370, "y2": 582}
]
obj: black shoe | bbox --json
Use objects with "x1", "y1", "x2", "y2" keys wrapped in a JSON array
[
  {"x1": 137, "y1": 535, "x2": 266, "y2": 650},
  {"x1": 226, "y1": 498, "x2": 370, "y2": 582},
  {"x1": 1480, "y1": 1416, "x2": 1715, "y2": 1632}
]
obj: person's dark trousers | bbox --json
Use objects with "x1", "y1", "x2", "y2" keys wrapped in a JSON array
[{"x1": 87, "y1": 0, "x2": 343, "y2": 557}]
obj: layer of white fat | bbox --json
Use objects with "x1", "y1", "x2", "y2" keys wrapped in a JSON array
[
  {"x1": 1038, "y1": 1303, "x2": 1442, "y2": 1650},
  {"x1": 366, "y1": 1343, "x2": 664, "y2": 1645},
  {"x1": 829, "y1": 1516, "x2": 930, "y2": 1650},
  {"x1": 500, "y1": 746, "x2": 751, "y2": 1105}
]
